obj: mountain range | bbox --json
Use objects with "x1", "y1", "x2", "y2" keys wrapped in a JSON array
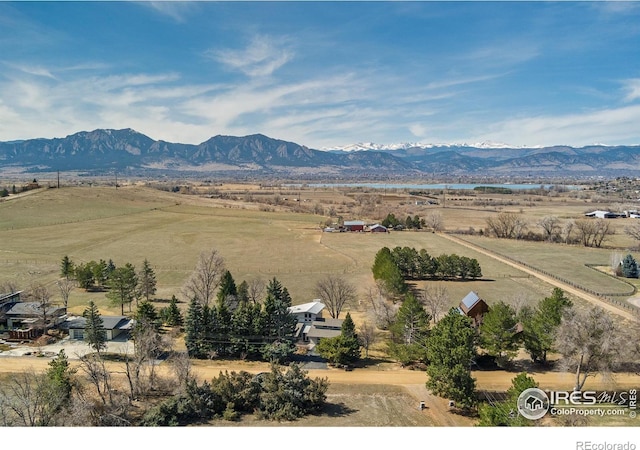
[{"x1": 1, "y1": 128, "x2": 639, "y2": 179}]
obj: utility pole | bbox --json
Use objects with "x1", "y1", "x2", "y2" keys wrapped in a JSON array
[
  {"x1": 57, "y1": 171, "x2": 60, "y2": 189},
  {"x1": 115, "y1": 171, "x2": 118, "y2": 189}
]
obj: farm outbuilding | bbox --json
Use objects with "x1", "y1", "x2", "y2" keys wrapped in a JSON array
[
  {"x1": 368, "y1": 224, "x2": 388, "y2": 233},
  {"x1": 584, "y1": 210, "x2": 620, "y2": 219},
  {"x1": 343, "y1": 220, "x2": 365, "y2": 232}
]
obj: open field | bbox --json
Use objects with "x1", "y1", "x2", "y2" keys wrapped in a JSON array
[
  {"x1": 1, "y1": 182, "x2": 640, "y2": 428},
  {"x1": 0, "y1": 184, "x2": 578, "y2": 316}
]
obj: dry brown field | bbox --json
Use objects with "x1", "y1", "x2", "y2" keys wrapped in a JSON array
[{"x1": 1, "y1": 180, "x2": 639, "y2": 428}]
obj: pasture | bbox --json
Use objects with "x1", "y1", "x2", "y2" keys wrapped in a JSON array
[{"x1": 0, "y1": 185, "x2": 569, "y2": 317}]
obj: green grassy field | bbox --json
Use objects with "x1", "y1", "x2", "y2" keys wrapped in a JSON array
[{"x1": 0, "y1": 186, "x2": 583, "y2": 316}]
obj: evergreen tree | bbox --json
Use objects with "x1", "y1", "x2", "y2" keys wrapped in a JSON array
[
  {"x1": 478, "y1": 372, "x2": 538, "y2": 426},
  {"x1": 387, "y1": 294, "x2": 431, "y2": 365},
  {"x1": 106, "y1": 263, "x2": 138, "y2": 314},
  {"x1": 138, "y1": 259, "x2": 157, "y2": 302},
  {"x1": 621, "y1": 254, "x2": 639, "y2": 278},
  {"x1": 46, "y1": 349, "x2": 75, "y2": 405},
  {"x1": 413, "y1": 215, "x2": 422, "y2": 229},
  {"x1": 261, "y1": 278, "x2": 296, "y2": 362},
  {"x1": 135, "y1": 300, "x2": 160, "y2": 331},
  {"x1": 83, "y1": 300, "x2": 107, "y2": 353},
  {"x1": 230, "y1": 301, "x2": 263, "y2": 358},
  {"x1": 372, "y1": 247, "x2": 407, "y2": 296},
  {"x1": 74, "y1": 262, "x2": 95, "y2": 290},
  {"x1": 521, "y1": 288, "x2": 573, "y2": 364},
  {"x1": 162, "y1": 295, "x2": 184, "y2": 327},
  {"x1": 236, "y1": 280, "x2": 250, "y2": 307},
  {"x1": 60, "y1": 255, "x2": 75, "y2": 280},
  {"x1": 217, "y1": 270, "x2": 238, "y2": 309},
  {"x1": 185, "y1": 297, "x2": 205, "y2": 358},
  {"x1": 426, "y1": 308, "x2": 477, "y2": 409},
  {"x1": 479, "y1": 301, "x2": 519, "y2": 368}
]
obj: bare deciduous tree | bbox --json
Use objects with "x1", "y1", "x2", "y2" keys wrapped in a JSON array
[
  {"x1": 182, "y1": 248, "x2": 225, "y2": 307},
  {"x1": 420, "y1": 283, "x2": 449, "y2": 323},
  {"x1": 625, "y1": 222, "x2": 640, "y2": 248},
  {"x1": 78, "y1": 355, "x2": 113, "y2": 406},
  {"x1": 314, "y1": 274, "x2": 357, "y2": 319},
  {"x1": 0, "y1": 370, "x2": 66, "y2": 426},
  {"x1": 358, "y1": 321, "x2": 378, "y2": 358},
  {"x1": 555, "y1": 306, "x2": 622, "y2": 391},
  {"x1": 29, "y1": 282, "x2": 51, "y2": 332},
  {"x1": 574, "y1": 218, "x2": 614, "y2": 248},
  {"x1": 168, "y1": 351, "x2": 194, "y2": 392},
  {"x1": 125, "y1": 325, "x2": 169, "y2": 400},
  {"x1": 364, "y1": 282, "x2": 399, "y2": 330},
  {"x1": 562, "y1": 219, "x2": 575, "y2": 244},
  {"x1": 57, "y1": 278, "x2": 76, "y2": 310},
  {"x1": 424, "y1": 211, "x2": 444, "y2": 232},
  {"x1": 485, "y1": 212, "x2": 528, "y2": 239},
  {"x1": 538, "y1": 215, "x2": 561, "y2": 242},
  {"x1": 247, "y1": 277, "x2": 266, "y2": 304}
]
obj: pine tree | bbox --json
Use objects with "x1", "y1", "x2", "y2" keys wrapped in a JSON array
[
  {"x1": 479, "y1": 301, "x2": 519, "y2": 368},
  {"x1": 162, "y1": 295, "x2": 184, "y2": 327},
  {"x1": 185, "y1": 297, "x2": 205, "y2": 358},
  {"x1": 83, "y1": 300, "x2": 107, "y2": 353},
  {"x1": 135, "y1": 300, "x2": 160, "y2": 331},
  {"x1": 60, "y1": 255, "x2": 75, "y2": 280},
  {"x1": 426, "y1": 308, "x2": 477, "y2": 409},
  {"x1": 261, "y1": 278, "x2": 296, "y2": 362},
  {"x1": 216, "y1": 270, "x2": 238, "y2": 309},
  {"x1": 387, "y1": 294, "x2": 430, "y2": 365},
  {"x1": 621, "y1": 254, "x2": 639, "y2": 278},
  {"x1": 106, "y1": 263, "x2": 138, "y2": 315},
  {"x1": 138, "y1": 259, "x2": 157, "y2": 302}
]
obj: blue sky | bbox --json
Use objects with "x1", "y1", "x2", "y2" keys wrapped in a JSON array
[{"x1": 1, "y1": 1, "x2": 640, "y2": 149}]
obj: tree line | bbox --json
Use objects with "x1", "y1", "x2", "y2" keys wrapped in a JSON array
[
  {"x1": 372, "y1": 246, "x2": 482, "y2": 296},
  {"x1": 184, "y1": 274, "x2": 298, "y2": 363},
  {"x1": 61, "y1": 255, "x2": 157, "y2": 315}
]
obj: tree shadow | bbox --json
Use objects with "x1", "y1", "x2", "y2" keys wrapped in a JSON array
[{"x1": 314, "y1": 401, "x2": 358, "y2": 418}]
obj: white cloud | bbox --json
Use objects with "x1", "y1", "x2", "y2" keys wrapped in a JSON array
[
  {"x1": 478, "y1": 104, "x2": 640, "y2": 146},
  {"x1": 623, "y1": 78, "x2": 640, "y2": 102},
  {"x1": 209, "y1": 35, "x2": 294, "y2": 78}
]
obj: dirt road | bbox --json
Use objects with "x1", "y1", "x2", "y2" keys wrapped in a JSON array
[{"x1": 439, "y1": 233, "x2": 640, "y2": 322}]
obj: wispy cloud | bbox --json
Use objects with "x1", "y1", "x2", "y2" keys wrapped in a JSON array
[
  {"x1": 209, "y1": 35, "x2": 294, "y2": 78},
  {"x1": 622, "y1": 78, "x2": 640, "y2": 102},
  {"x1": 142, "y1": 1, "x2": 197, "y2": 23},
  {"x1": 479, "y1": 104, "x2": 640, "y2": 147}
]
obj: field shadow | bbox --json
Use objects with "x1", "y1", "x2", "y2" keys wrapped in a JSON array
[{"x1": 316, "y1": 401, "x2": 358, "y2": 418}]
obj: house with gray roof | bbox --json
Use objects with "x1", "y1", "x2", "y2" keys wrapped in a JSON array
[
  {"x1": 62, "y1": 315, "x2": 134, "y2": 341},
  {"x1": 5, "y1": 301, "x2": 67, "y2": 330}
]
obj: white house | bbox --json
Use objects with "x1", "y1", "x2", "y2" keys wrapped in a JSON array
[{"x1": 288, "y1": 300, "x2": 343, "y2": 349}]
